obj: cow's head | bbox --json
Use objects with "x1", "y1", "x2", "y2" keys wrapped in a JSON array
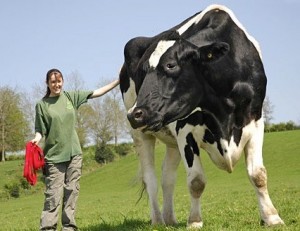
[{"x1": 127, "y1": 39, "x2": 230, "y2": 131}]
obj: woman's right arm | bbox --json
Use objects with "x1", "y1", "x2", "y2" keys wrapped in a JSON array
[{"x1": 89, "y1": 79, "x2": 120, "y2": 99}]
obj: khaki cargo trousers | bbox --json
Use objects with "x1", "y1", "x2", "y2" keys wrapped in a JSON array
[{"x1": 40, "y1": 155, "x2": 82, "y2": 231}]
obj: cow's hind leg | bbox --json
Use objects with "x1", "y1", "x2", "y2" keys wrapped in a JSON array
[
  {"x1": 161, "y1": 146, "x2": 181, "y2": 225},
  {"x1": 244, "y1": 121, "x2": 284, "y2": 226},
  {"x1": 132, "y1": 131, "x2": 164, "y2": 225}
]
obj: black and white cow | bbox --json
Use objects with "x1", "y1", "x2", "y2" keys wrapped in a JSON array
[{"x1": 120, "y1": 4, "x2": 284, "y2": 228}]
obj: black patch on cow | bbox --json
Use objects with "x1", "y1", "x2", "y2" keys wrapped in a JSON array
[
  {"x1": 184, "y1": 133, "x2": 199, "y2": 168},
  {"x1": 203, "y1": 129, "x2": 224, "y2": 156},
  {"x1": 187, "y1": 133, "x2": 199, "y2": 156},
  {"x1": 119, "y1": 65, "x2": 130, "y2": 96},
  {"x1": 233, "y1": 127, "x2": 243, "y2": 146},
  {"x1": 176, "y1": 110, "x2": 228, "y2": 156},
  {"x1": 184, "y1": 145, "x2": 194, "y2": 168},
  {"x1": 229, "y1": 82, "x2": 254, "y2": 128},
  {"x1": 203, "y1": 128, "x2": 214, "y2": 144},
  {"x1": 176, "y1": 111, "x2": 204, "y2": 134}
]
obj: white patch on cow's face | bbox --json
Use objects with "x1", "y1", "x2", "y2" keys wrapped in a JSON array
[
  {"x1": 127, "y1": 102, "x2": 136, "y2": 114},
  {"x1": 149, "y1": 40, "x2": 176, "y2": 68},
  {"x1": 176, "y1": 4, "x2": 262, "y2": 60}
]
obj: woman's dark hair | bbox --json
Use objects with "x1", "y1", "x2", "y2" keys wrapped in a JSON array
[{"x1": 43, "y1": 68, "x2": 63, "y2": 98}]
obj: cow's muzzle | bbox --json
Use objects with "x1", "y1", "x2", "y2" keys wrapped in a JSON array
[
  {"x1": 127, "y1": 107, "x2": 163, "y2": 132},
  {"x1": 127, "y1": 107, "x2": 147, "y2": 129}
]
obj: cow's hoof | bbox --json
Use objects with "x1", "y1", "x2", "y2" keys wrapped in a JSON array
[
  {"x1": 262, "y1": 215, "x2": 284, "y2": 226},
  {"x1": 164, "y1": 217, "x2": 178, "y2": 226},
  {"x1": 151, "y1": 216, "x2": 165, "y2": 226},
  {"x1": 187, "y1": 221, "x2": 203, "y2": 229}
]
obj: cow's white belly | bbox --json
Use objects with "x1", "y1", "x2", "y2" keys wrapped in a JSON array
[{"x1": 144, "y1": 127, "x2": 178, "y2": 148}]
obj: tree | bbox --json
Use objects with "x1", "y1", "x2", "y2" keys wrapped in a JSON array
[
  {"x1": 76, "y1": 104, "x2": 94, "y2": 147},
  {"x1": 105, "y1": 88, "x2": 128, "y2": 146},
  {"x1": 22, "y1": 90, "x2": 38, "y2": 141},
  {"x1": 64, "y1": 71, "x2": 93, "y2": 147},
  {"x1": 64, "y1": 70, "x2": 86, "y2": 91},
  {"x1": 0, "y1": 87, "x2": 30, "y2": 161},
  {"x1": 87, "y1": 83, "x2": 129, "y2": 146},
  {"x1": 286, "y1": 120, "x2": 296, "y2": 130},
  {"x1": 88, "y1": 97, "x2": 113, "y2": 146},
  {"x1": 263, "y1": 96, "x2": 274, "y2": 131}
]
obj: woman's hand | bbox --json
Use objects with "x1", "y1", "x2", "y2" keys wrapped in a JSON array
[{"x1": 31, "y1": 132, "x2": 42, "y2": 145}]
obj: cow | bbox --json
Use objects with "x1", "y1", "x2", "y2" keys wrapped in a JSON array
[{"x1": 119, "y1": 4, "x2": 284, "y2": 229}]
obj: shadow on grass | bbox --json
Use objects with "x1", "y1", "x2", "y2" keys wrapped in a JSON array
[{"x1": 79, "y1": 218, "x2": 187, "y2": 231}]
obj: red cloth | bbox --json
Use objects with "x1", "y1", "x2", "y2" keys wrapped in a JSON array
[{"x1": 23, "y1": 142, "x2": 45, "y2": 185}]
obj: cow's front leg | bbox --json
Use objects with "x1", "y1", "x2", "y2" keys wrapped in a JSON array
[
  {"x1": 186, "y1": 157, "x2": 206, "y2": 229},
  {"x1": 178, "y1": 136, "x2": 206, "y2": 229},
  {"x1": 133, "y1": 131, "x2": 164, "y2": 225},
  {"x1": 244, "y1": 121, "x2": 284, "y2": 226},
  {"x1": 161, "y1": 146, "x2": 181, "y2": 225}
]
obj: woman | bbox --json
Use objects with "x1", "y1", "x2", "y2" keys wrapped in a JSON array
[{"x1": 31, "y1": 68, "x2": 119, "y2": 231}]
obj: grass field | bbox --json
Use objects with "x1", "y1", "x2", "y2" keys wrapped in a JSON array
[{"x1": 0, "y1": 130, "x2": 299, "y2": 230}]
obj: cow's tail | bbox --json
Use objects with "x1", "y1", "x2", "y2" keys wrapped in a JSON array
[
  {"x1": 135, "y1": 181, "x2": 146, "y2": 205},
  {"x1": 129, "y1": 163, "x2": 147, "y2": 205}
]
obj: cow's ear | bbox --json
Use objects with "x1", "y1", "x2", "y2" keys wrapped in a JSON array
[{"x1": 199, "y1": 42, "x2": 230, "y2": 62}]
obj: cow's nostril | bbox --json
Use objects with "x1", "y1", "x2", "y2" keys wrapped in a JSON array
[{"x1": 134, "y1": 109, "x2": 144, "y2": 120}]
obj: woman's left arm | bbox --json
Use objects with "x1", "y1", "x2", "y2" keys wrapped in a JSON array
[{"x1": 89, "y1": 79, "x2": 120, "y2": 99}]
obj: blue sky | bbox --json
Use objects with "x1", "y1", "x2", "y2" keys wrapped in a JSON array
[{"x1": 1, "y1": 0, "x2": 299, "y2": 124}]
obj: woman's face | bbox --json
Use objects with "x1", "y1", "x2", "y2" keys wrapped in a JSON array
[{"x1": 47, "y1": 73, "x2": 64, "y2": 97}]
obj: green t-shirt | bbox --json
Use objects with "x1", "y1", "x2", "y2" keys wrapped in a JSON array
[{"x1": 35, "y1": 90, "x2": 93, "y2": 163}]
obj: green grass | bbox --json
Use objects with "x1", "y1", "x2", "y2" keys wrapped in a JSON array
[{"x1": 0, "y1": 130, "x2": 299, "y2": 230}]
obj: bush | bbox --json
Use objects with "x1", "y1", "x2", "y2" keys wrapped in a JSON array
[
  {"x1": 82, "y1": 146, "x2": 96, "y2": 165},
  {"x1": 114, "y1": 143, "x2": 133, "y2": 157},
  {"x1": 95, "y1": 144, "x2": 115, "y2": 164},
  {"x1": 266, "y1": 121, "x2": 300, "y2": 132},
  {"x1": 6, "y1": 154, "x2": 24, "y2": 161},
  {"x1": 19, "y1": 177, "x2": 30, "y2": 190},
  {"x1": 4, "y1": 182, "x2": 20, "y2": 198}
]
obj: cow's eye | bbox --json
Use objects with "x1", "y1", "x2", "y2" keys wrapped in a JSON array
[{"x1": 166, "y1": 63, "x2": 176, "y2": 69}]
